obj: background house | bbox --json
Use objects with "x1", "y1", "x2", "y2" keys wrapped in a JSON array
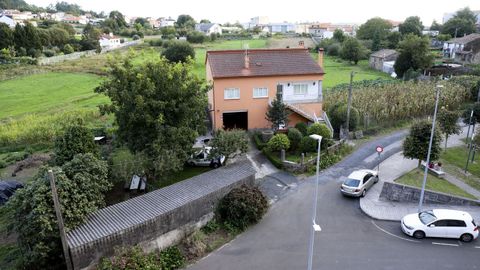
[
  {"x1": 0, "y1": 14, "x2": 15, "y2": 28},
  {"x1": 206, "y1": 48, "x2": 327, "y2": 130},
  {"x1": 195, "y1": 23, "x2": 222, "y2": 35},
  {"x1": 443, "y1": 34, "x2": 480, "y2": 64},
  {"x1": 369, "y1": 49, "x2": 398, "y2": 73},
  {"x1": 99, "y1": 33, "x2": 121, "y2": 48}
]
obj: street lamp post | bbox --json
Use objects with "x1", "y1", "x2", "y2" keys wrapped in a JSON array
[
  {"x1": 307, "y1": 134, "x2": 322, "y2": 270},
  {"x1": 418, "y1": 85, "x2": 442, "y2": 213}
]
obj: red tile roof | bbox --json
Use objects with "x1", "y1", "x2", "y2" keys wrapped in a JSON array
[{"x1": 206, "y1": 48, "x2": 324, "y2": 79}]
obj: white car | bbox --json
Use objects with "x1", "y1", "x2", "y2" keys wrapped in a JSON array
[
  {"x1": 187, "y1": 147, "x2": 225, "y2": 168},
  {"x1": 340, "y1": 169, "x2": 379, "y2": 197},
  {"x1": 401, "y1": 209, "x2": 479, "y2": 242}
]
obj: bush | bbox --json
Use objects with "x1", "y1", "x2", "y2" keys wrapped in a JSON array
[
  {"x1": 217, "y1": 185, "x2": 268, "y2": 231},
  {"x1": 63, "y1": 44, "x2": 74, "y2": 54},
  {"x1": 43, "y1": 49, "x2": 55, "y2": 57},
  {"x1": 328, "y1": 103, "x2": 359, "y2": 134},
  {"x1": 210, "y1": 129, "x2": 249, "y2": 158},
  {"x1": 54, "y1": 123, "x2": 98, "y2": 165},
  {"x1": 262, "y1": 148, "x2": 283, "y2": 168},
  {"x1": 0, "y1": 160, "x2": 6, "y2": 168},
  {"x1": 326, "y1": 43, "x2": 341, "y2": 56},
  {"x1": 287, "y1": 128, "x2": 303, "y2": 151},
  {"x1": 253, "y1": 132, "x2": 267, "y2": 150},
  {"x1": 161, "y1": 41, "x2": 195, "y2": 63},
  {"x1": 307, "y1": 123, "x2": 332, "y2": 149},
  {"x1": 267, "y1": 134, "x2": 290, "y2": 151},
  {"x1": 132, "y1": 34, "x2": 141, "y2": 40},
  {"x1": 187, "y1": 31, "x2": 206, "y2": 43},
  {"x1": 148, "y1": 39, "x2": 163, "y2": 47},
  {"x1": 295, "y1": 122, "x2": 308, "y2": 136},
  {"x1": 300, "y1": 136, "x2": 317, "y2": 153},
  {"x1": 159, "y1": 247, "x2": 185, "y2": 270}
]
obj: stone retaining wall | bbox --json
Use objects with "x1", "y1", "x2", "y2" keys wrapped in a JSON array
[
  {"x1": 380, "y1": 182, "x2": 480, "y2": 206},
  {"x1": 67, "y1": 160, "x2": 255, "y2": 269}
]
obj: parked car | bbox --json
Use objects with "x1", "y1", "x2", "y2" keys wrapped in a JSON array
[
  {"x1": 401, "y1": 209, "x2": 479, "y2": 242},
  {"x1": 340, "y1": 169, "x2": 379, "y2": 197},
  {"x1": 193, "y1": 134, "x2": 213, "y2": 149},
  {"x1": 0, "y1": 180, "x2": 24, "y2": 206},
  {"x1": 187, "y1": 147, "x2": 225, "y2": 168}
]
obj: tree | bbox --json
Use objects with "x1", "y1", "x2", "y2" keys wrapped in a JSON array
[
  {"x1": 210, "y1": 129, "x2": 249, "y2": 158},
  {"x1": 265, "y1": 92, "x2": 289, "y2": 131},
  {"x1": 95, "y1": 54, "x2": 208, "y2": 179},
  {"x1": 13, "y1": 23, "x2": 27, "y2": 52},
  {"x1": 54, "y1": 123, "x2": 97, "y2": 165},
  {"x1": 333, "y1": 29, "x2": 345, "y2": 42},
  {"x1": 307, "y1": 122, "x2": 332, "y2": 148},
  {"x1": 186, "y1": 31, "x2": 206, "y2": 43},
  {"x1": 399, "y1": 16, "x2": 424, "y2": 36},
  {"x1": 24, "y1": 22, "x2": 41, "y2": 53},
  {"x1": 0, "y1": 22, "x2": 14, "y2": 49},
  {"x1": 340, "y1": 37, "x2": 367, "y2": 64},
  {"x1": 176, "y1": 14, "x2": 196, "y2": 29},
  {"x1": 162, "y1": 41, "x2": 195, "y2": 63},
  {"x1": 267, "y1": 134, "x2": 290, "y2": 151},
  {"x1": 200, "y1": 19, "x2": 211, "y2": 24},
  {"x1": 328, "y1": 103, "x2": 359, "y2": 134},
  {"x1": 403, "y1": 120, "x2": 442, "y2": 167},
  {"x1": 8, "y1": 153, "x2": 110, "y2": 269},
  {"x1": 356, "y1": 17, "x2": 393, "y2": 40},
  {"x1": 430, "y1": 20, "x2": 443, "y2": 32},
  {"x1": 287, "y1": 128, "x2": 303, "y2": 151},
  {"x1": 394, "y1": 34, "x2": 433, "y2": 78},
  {"x1": 80, "y1": 23, "x2": 101, "y2": 51},
  {"x1": 109, "y1": 10, "x2": 128, "y2": 29},
  {"x1": 386, "y1": 31, "x2": 402, "y2": 49},
  {"x1": 55, "y1": 1, "x2": 82, "y2": 15},
  {"x1": 437, "y1": 108, "x2": 461, "y2": 150},
  {"x1": 442, "y1": 7, "x2": 478, "y2": 37}
]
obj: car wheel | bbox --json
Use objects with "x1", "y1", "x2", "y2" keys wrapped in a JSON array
[
  {"x1": 361, "y1": 189, "x2": 366, "y2": 197},
  {"x1": 413, "y1": 230, "x2": 425, "y2": 239},
  {"x1": 375, "y1": 177, "x2": 379, "y2": 183},
  {"x1": 460, "y1": 233, "x2": 473, "y2": 242},
  {"x1": 211, "y1": 162, "x2": 220, "y2": 169},
  {"x1": 187, "y1": 161, "x2": 195, "y2": 166}
]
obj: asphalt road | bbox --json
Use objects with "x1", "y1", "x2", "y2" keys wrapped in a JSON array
[{"x1": 187, "y1": 131, "x2": 480, "y2": 270}]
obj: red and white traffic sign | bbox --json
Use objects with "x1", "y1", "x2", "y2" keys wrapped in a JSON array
[{"x1": 376, "y1": 146, "x2": 383, "y2": 153}]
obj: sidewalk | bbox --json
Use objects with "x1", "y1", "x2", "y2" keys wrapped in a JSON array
[{"x1": 360, "y1": 124, "x2": 480, "y2": 222}]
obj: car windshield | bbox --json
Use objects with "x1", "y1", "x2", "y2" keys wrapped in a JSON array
[
  {"x1": 418, "y1": 210, "x2": 437, "y2": 225},
  {"x1": 343, "y1": 179, "x2": 360, "y2": 187}
]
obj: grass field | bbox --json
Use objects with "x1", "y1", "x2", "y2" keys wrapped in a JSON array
[
  {"x1": 0, "y1": 72, "x2": 108, "y2": 119},
  {"x1": 395, "y1": 168, "x2": 477, "y2": 199},
  {"x1": 440, "y1": 146, "x2": 480, "y2": 193}
]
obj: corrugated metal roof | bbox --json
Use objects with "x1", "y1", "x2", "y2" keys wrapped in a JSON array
[
  {"x1": 67, "y1": 160, "x2": 255, "y2": 248},
  {"x1": 448, "y1": 33, "x2": 480, "y2": 45}
]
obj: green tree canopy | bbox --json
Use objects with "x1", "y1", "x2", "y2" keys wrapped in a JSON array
[
  {"x1": 109, "y1": 10, "x2": 128, "y2": 29},
  {"x1": 386, "y1": 31, "x2": 402, "y2": 49},
  {"x1": 0, "y1": 22, "x2": 14, "y2": 49},
  {"x1": 8, "y1": 153, "x2": 110, "y2": 269},
  {"x1": 399, "y1": 16, "x2": 424, "y2": 36},
  {"x1": 95, "y1": 54, "x2": 208, "y2": 178},
  {"x1": 55, "y1": 1, "x2": 82, "y2": 15},
  {"x1": 430, "y1": 20, "x2": 443, "y2": 32},
  {"x1": 340, "y1": 37, "x2": 367, "y2": 64},
  {"x1": 176, "y1": 14, "x2": 196, "y2": 29},
  {"x1": 162, "y1": 41, "x2": 195, "y2": 62},
  {"x1": 210, "y1": 129, "x2": 249, "y2": 158},
  {"x1": 265, "y1": 92, "x2": 289, "y2": 131},
  {"x1": 356, "y1": 17, "x2": 393, "y2": 40},
  {"x1": 394, "y1": 34, "x2": 433, "y2": 78},
  {"x1": 442, "y1": 7, "x2": 478, "y2": 37},
  {"x1": 437, "y1": 108, "x2": 461, "y2": 150},
  {"x1": 333, "y1": 29, "x2": 345, "y2": 42},
  {"x1": 403, "y1": 120, "x2": 442, "y2": 166},
  {"x1": 54, "y1": 123, "x2": 97, "y2": 165}
]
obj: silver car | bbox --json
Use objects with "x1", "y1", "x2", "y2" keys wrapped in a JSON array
[{"x1": 340, "y1": 169, "x2": 379, "y2": 197}]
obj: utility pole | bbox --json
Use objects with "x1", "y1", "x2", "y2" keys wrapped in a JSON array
[
  {"x1": 454, "y1": 27, "x2": 458, "y2": 39},
  {"x1": 418, "y1": 85, "x2": 442, "y2": 213},
  {"x1": 466, "y1": 109, "x2": 474, "y2": 146},
  {"x1": 345, "y1": 71, "x2": 354, "y2": 139},
  {"x1": 48, "y1": 170, "x2": 73, "y2": 270}
]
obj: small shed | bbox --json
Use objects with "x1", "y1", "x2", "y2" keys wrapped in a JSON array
[{"x1": 369, "y1": 49, "x2": 398, "y2": 71}]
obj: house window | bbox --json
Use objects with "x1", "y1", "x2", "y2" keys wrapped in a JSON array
[
  {"x1": 253, "y1": 87, "x2": 268, "y2": 98},
  {"x1": 293, "y1": 84, "x2": 308, "y2": 95},
  {"x1": 224, "y1": 88, "x2": 240, "y2": 99}
]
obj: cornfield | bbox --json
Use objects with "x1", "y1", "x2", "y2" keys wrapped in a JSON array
[
  {"x1": 0, "y1": 110, "x2": 101, "y2": 147},
  {"x1": 324, "y1": 80, "x2": 471, "y2": 124}
]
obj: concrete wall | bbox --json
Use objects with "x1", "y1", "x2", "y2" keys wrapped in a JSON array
[
  {"x1": 380, "y1": 182, "x2": 480, "y2": 206},
  {"x1": 68, "y1": 161, "x2": 255, "y2": 269},
  {"x1": 37, "y1": 50, "x2": 96, "y2": 65}
]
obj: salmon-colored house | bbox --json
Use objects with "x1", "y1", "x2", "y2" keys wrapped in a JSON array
[{"x1": 206, "y1": 47, "x2": 327, "y2": 130}]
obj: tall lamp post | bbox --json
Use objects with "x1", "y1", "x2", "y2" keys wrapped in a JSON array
[
  {"x1": 418, "y1": 84, "x2": 443, "y2": 213},
  {"x1": 307, "y1": 134, "x2": 322, "y2": 270}
]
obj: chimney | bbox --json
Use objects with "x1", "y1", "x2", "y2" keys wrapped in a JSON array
[
  {"x1": 318, "y1": 48, "x2": 324, "y2": 70},
  {"x1": 244, "y1": 51, "x2": 250, "y2": 69},
  {"x1": 298, "y1": 40, "x2": 305, "y2": 48}
]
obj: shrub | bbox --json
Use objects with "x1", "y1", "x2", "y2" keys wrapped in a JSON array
[
  {"x1": 159, "y1": 246, "x2": 185, "y2": 270},
  {"x1": 307, "y1": 123, "x2": 332, "y2": 139},
  {"x1": 0, "y1": 160, "x2": 6, "y2": 168},
  {"x1": 132, "y1": 34, "x2": 141, "y2": 40},
  {"x1": 267, "y1": 134, "x2": 290, "y2": 152},
  {"x1": 201, "y1": 219, "x2": 220, "y2": 234},
  {"x1": 43, "y1": 49, "x2": 55, "y2": 57},
  {"x1": 210, "y1": 129, "x2": 249, "y2": 158},
  {"x1": 217, "y1": 185, "x2": 268, "y2": 231},
  {"x1": 98, "y1": 247, "x2": 160, "y2": 270},
  {"x1": 300, "y1": 136, "x2": 317, "y2": 153},
  {"x1": 253, "y1": 132, "x2": 267, "y2": 150},
  {"x1": 326, "y1": 43, "x2": 341, "y2": 56},
  {"x1": 186, "y1": 31, "x2": 206, "y2": 43},
  {"x1": 161, "y1": 41, "x2": 195, "y2": 63},
  {"x1": 295, "y1": 122, "x2": 308, "y2": 136},
  {"x1": 287, "y1": 128, "x2": 303, "y2": 151},
  {"x1": 54, "y1": 123, "x2": 98, "y2": 165},
  {"x1": 148, "y1": 39, "x2": 163, "y2": 47},
  {"x1": 262, "y1": 148, "x2": 283, "y2": 168},
  {"x1": 328, "y1": 103, "x2": 359, "y2": 134},
  {"x1": 63, "y1": 44, "x2": 74, "y2": 54}
]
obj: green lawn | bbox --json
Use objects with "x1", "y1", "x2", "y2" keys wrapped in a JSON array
[
  {"x1": 151, "y1": 166, "x2": 212, "y2": 190},
  {"x1": 0, "y1": 72, "x2": 108, "y2": 119},
  {"x1": 440, "y1": 146, "x2": 480, "y2": 193},
  {"x1": 395, "y1": 168, "x2": 476, "y2": 199}
]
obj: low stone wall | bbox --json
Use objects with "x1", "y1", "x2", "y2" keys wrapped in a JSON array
[
  {"x1": 67, "y1": 160, "x2": 255, "y2": 269},
  {"x1": 37, "y1": 50, "x2": 96, "y2": 65},
  {"x1": 281, "y1": 141, "x2": 344, "y2": 173},
  {"x1": 380, "y1": 182, "x2": 480, "y2": 206}
]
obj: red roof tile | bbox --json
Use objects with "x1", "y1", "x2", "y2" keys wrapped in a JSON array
[{"x1": 206, "y1": 48, "x2": 324, "y2": 79}]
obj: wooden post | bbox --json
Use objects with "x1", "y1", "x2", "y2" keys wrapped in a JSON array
[
  {"x1": 48, "y1": 170, "x2": 73, "y2": 270},
  {"x1": 280, "y1": 149, "x2": 286, "y2": 162}
]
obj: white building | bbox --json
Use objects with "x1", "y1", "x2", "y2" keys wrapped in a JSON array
[
  {"x1": 0, "y1": 14, "x2": 16, "y2": 28},
  {"x1": 160, "y1": 17, "x2": 175, "y2": 28},
  {"x1": 269, "y1": 23, "x2": 295, "y2": 33},
  {"x1": 245, "y1": 16, "x2": 269, "y2": 29},
  {"x1": 99, "y1": 33, "x2": 121, "y2": 48},
  {"x1": 195, "y1": 23, "x2": 222, "y2": 35}
]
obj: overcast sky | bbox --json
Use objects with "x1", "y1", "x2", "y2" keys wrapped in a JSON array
[{"x1": 28, "y1": 0, "x2": 479, "y2": 25}]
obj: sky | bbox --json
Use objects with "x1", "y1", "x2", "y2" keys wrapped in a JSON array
[{"x1": 27, "y1": 0, "x2": 480, "y2": 25}]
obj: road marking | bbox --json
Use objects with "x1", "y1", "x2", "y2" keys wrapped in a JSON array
[
  {"x1": 371, "y1": 221, "x2": 420, "y2": 243},
  {"x1": 276, "y1": 184, "x2": 283, "y2": 187},
  {"x1": 432, "y1": 242, "x2": 459, "y2": 247},
  {"x1": 475, "y1": 246, "x2": 480, "y2": 249}
]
